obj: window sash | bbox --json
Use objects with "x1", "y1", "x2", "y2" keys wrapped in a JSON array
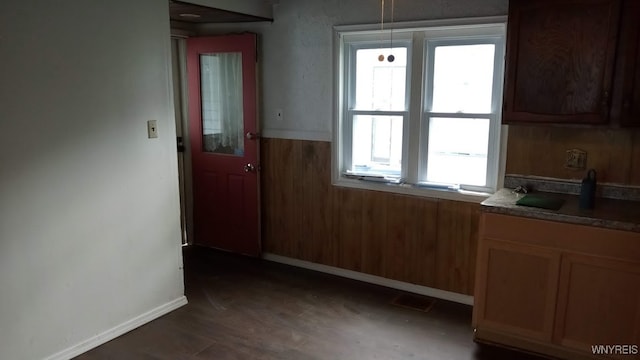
[
  {"x1": 424, "y1": 37, "x2": 505, "y2": 115},
  {"x1": 343, "y1": 110, "x2": 408, "y2": 178},
  {"x1": 418, "y1": 114, "x2": 496, "y2": 192},
  {"x1": 419, "y1": 35, "x2": 505, "y2": 193},
  {"x1": 343, "y1": 37, "x2": 412, "y2": 180},
  {"x1": 345, "y1": 40, "x2": 413, "y2": 112}
]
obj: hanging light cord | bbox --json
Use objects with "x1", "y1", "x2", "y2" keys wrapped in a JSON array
[
  {"x1": 390, "y1": 0, "x2": 394, "y2": 50},
  {"x1": 381, "y1": 0, "x2": 385, "y2": 32},
  {"x1": 388, "y1": 0, "x2": 396, "y2": 110},
  {"x1": 388, "y1": 0, "x2": 395, "y2": 62},
  {"x1": 378, "y1": 0, "x2": 385, "y2": 62}
]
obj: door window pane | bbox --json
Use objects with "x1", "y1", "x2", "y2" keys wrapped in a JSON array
[
  {"x1": 426, "y1": 117, "x2": 489, "y2": 186},
  {"x1": 352, "y1": 115, "x2": 403, "y2": 176},
  {"x1": 200, "y1": 52, "x2": 244, "y2": 156},
  {"x1": 431, "y1": 44, "x2": 495, "y2": 114},
  {"x1": 354, "y1": 47, "x2": 407, "y2": 111}
]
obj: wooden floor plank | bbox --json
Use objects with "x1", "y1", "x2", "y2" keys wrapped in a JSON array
[{"x1": 76, "y1": 247, "x2": 546, "y2": 360}]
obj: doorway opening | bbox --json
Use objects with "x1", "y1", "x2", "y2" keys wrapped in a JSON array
[{"x1": 171, "y1": 35, "x2": 192, "y2": 246}]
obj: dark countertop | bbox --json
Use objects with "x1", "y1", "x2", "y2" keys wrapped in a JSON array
[{"x1": 482, "y1": 188, "x2": 640, "y2": 233}]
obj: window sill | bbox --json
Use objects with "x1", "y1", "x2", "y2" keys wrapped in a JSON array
[{"x1": 333, "y1": 176, "x2": 492, "y2": 203}]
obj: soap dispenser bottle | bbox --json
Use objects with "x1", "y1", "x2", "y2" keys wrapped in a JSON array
[{"x1": 579, "y1": 169, "x2": 597, "y2": 210}]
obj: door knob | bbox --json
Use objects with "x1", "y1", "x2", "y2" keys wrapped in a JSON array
[
  {"x1": 246, "y1": 132, "x2": 260, "y2": 140},
  {"x1": 244, "y1": 163, "x2": 256, "y2": 172}
]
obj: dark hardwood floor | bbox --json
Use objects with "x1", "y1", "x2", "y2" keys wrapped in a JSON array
[{"x1": 76, "y1": 246, "x2": 547, "y2": 360}]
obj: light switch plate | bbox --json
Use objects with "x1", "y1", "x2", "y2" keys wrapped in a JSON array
[{"x1": 147, "y1": 120, "x2": 158, "y2": 139}]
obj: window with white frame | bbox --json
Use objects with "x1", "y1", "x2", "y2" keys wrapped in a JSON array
[{"x1": 335, "y1": 19, "x2": 506, "y2": 194}]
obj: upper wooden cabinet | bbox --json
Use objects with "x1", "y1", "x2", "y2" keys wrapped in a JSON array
[
  {"x1": 611, "y1": 0, "x2": 640, "y2": 126},
  {"x1": 503, "y1": 0, "x2": 621, "y2": 125}
]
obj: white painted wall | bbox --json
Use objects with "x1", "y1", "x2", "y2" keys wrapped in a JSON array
[
  {"x1": 0, "y1": 1, "x2": 185, "y2": 359},
  {"x1": 195, "y1": 0, "x2": 508, "y2": 141}
]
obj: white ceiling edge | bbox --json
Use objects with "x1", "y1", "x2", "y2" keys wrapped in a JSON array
[{"x1": 179, "y1": 0, "x2": 274, "y2": 20}]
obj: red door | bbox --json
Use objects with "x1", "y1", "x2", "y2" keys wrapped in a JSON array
[{"x1": 187, "y1": 33, "x2": 260, "y2": 256}]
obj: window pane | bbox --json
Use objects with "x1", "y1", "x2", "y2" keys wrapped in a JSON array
[
  {"x1": 355, "y1": 47, "x2": 407, "y2": 111},
  {"x1": 351, "y1": 115, "x2": 403, "y2": 176},
  {"x1": 200, "y1": 52, "x2": 245, "y2": 156},
  {"x1": 425, "y1": 117, "x2": 489, "y2": 186},
  {"x1": 431, "y1": 44, "x2": 495, "y2": 114}
]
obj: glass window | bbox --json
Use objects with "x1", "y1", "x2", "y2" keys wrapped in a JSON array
[
  {"x1": 355, "y1": 48, "x2": 407, "y2": 111},
  {"x1": 337, "y1": 21, "x2": 505, "y2": 194},
  {"x1": 200, "y1": 52, "x2": 245, "y2": 156},
  {"x1": 344, "y1": 44, "x2": 409, "y2": 178},
  {"x1": 431, "y1": 44, "x2": 496, "y2": 114},
  {"x1": 352, "y1": 115, "x2": 403, "y2": 176},
  {"x1": 425, "y1": 117, "x2": 489, "y2": 186}
]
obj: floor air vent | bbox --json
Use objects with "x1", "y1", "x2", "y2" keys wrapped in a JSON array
[{"x1": 390, "y1": 293, "x2": 436, "y2": 313}]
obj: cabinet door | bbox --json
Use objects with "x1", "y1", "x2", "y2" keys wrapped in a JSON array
[
  {"x1": 503, "y1": 0, "x2": 621, "y2": 124},
  {"x1": 554, "y1": 253, "x2": 640, "y2": 356},
  {"x1": 474, "y1": 238, "x2": 561, "y2": 341},
  {"x1": 611, "y1": 0, "x2": 640, "y2": 126}
]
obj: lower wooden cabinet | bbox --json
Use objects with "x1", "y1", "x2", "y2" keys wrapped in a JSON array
[
  {"x1": 554, "y1": 254, "x2": 640, "y2": 355},
  {"x1": 475, "y1": 239, "x2": 560, "y2": 342},
  {"x1": 473, "y1": 213, "x2": 640, "y2": 360}
]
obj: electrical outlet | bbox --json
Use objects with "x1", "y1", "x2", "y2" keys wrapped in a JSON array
[
  {"x1": 147, "y1": 120, "x2": 158, "y2": 139},
  {"x1": 565, "y1": 149, "x2": 586, "y2": 170},
  {"x1": 275, "y1": 109, "x2": 283, "y2": 123}
]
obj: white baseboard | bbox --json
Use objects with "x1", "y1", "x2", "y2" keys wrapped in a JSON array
[
  {"x1": 262, "y1": 253, "x2": 474, "y2": 306},
  {"x1": 44, "y1": 296, "x2": 188, "y2": 360}
]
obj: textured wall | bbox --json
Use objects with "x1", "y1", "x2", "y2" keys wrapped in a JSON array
[{"x1": 196, "y1": 0, "x2": 508, "y2": 141}]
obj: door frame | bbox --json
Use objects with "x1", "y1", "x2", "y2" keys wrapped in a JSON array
[{"x1": 171, "y1": 34, "x2": 195, "y2": 246}]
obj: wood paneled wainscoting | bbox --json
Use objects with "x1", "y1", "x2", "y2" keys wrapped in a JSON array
[
  {"x1": 261, "y1": 138, "x2": 480, "y2": 296},
  {"x1": 506, "y1": 125, "x2": 640, "y2": 185}
]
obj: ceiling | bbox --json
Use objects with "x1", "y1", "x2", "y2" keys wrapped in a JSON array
[{"x1": 169, "y1": 0, "x2": 272, "y2": 24}]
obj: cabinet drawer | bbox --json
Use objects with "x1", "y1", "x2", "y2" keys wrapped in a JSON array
[{"x1": 481, "y1": 213, "x2": 640, "y2": 262}]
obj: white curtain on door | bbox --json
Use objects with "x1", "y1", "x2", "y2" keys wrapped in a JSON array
[{"x1": 200, "y1": 52, "x2": 244, "y2": 155}]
